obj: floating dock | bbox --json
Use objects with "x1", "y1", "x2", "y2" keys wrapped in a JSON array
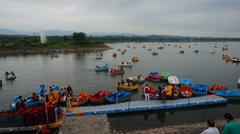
[{"x1": 66, "y1": 95, "x2": 227, "y2": 116}]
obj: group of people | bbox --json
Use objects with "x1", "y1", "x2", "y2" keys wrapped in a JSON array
[
  {"x1": 5, "y1": 71, "x2": 15, "y2": 76},
  {"x1": 118, "y1": 79, "x2": 136, "y2": 87},
  {"x1": 200, "y1": 113, "x2": 240, "y2": 134},
  {"x1": 143, "y1": 84, "x2": 168, "y2": 102},
  {"x1": 110, "y1": 66, "x2": 124, "y2": 72},
  {"x1": 143, "y1": 84, "x2": 180, "y2": 103}
]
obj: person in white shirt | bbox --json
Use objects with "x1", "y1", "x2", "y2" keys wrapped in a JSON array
[
  {"x1": 200, "y1": 119, "x2": 220, "y2": 134},
  {"x1": 144, "y1": 86, "x2": 150, "y2": 101}
]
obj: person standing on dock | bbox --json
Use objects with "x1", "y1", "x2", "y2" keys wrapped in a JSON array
[
  {"x1": 161, "y1": 85, "x2": 167, "y2": 103},
  {"x1": 144, "y1": 85, "x2": 150, "y2": 101},
  {"x1": 223, "y1": 113, "x2": 240, "y2": 134},
  {"x1": 200, "y1": 119, "x2": 220, "y2": 134}
]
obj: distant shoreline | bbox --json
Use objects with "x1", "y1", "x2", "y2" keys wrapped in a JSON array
[{"x1": 0, "y1": 45, "x2": 112, "y2": 55}]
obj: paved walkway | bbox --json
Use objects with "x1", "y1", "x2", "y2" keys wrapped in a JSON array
[
  {"x1": 112, "y1": 118, "x2": 240, "y2": 134},
  {"x1": 59, "y1": 115, "x2": 110, "y2": 134}
]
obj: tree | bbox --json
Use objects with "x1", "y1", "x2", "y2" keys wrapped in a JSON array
[{"x1": 72, "y1": 32, "x2": 87, "y2": 45}]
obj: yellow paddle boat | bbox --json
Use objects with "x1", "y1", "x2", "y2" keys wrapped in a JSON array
[{"x1": 117, "y1": 82, "x2": 139, "y2": 92}]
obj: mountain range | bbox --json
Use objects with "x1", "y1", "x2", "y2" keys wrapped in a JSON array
[{"x1": 0, "y1": 28, "x2": 239, "y2": 41}]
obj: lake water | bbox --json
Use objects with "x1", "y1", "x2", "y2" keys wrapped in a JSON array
[{"x1": 0, "y1": 42, "x2": 240, "y2": 131}]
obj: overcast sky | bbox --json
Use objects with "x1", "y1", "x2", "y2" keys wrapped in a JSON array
[{"x1": 0, "y1": 0, "x2": 240, "y2": 37}]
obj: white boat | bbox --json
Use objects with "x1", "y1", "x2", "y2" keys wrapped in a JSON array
[
  {"x1": 127, "y1": 76, "x2": 145, "y2": 83},
  {"x1": 231, "y1": 57, "x2": 240, "y2": 63},
  {"x1": 96, "y1": 55, "x2": 102, "y2": 59},
  {"x1": 120, "y1": 61, "x2": 132, "y2": 67},
  {"x1": 168, "y1": 76, "x2": 180, "y2": 85}
]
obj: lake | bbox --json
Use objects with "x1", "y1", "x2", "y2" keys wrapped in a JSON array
[{"x1": 0, "y1": 42, "x2": 239, "y2": 131}]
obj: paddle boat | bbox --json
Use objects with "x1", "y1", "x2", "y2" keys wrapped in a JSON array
[
  {"x1": 38, "y1": 84, "x2": 46, "y2": 94},
  {"x1": 209, "y1": 84, "x2": 227, "y2": 94},
  {"x1": 231, "y1": 57, "x2": 240, "y2": 63},
  {"x1": 214, "y1": 89, "x2": 240, "y2": 100},
  {"x1": 180, "y1": 50, "x2": 184, "y2": 54},
  {"x1": 0, "y1": 104, "x2": 64, "y2": 133},
  {"x1": 147, "y1": 48, "x2": 152, "y2": 51},
  {"x1": 210, "y1": 51, "x2": 216, "y2": 54},
  {"x1": 180, "y1": 78, "x2": 194, "y2": 87},
  {"x1": 110, "y1": 66, "x2": 125, "y2": 75},
  {"x1": 158, "y1": 46, "x2": 164, "y2": 49},
  {"x1": 143, "y1": 85, "x2": 159, "y2": 100},
  {"x1": 193, "y1": 84, "x2": 208, "y2": 96},
  {"x1": 131, "y1": 56, "x2": 139, "y2": 62},
  {"x1": 161, "y1": 72, "x2": 170, "y2": 80},
  {"x1": 120, "y1": 61, "x2": 132, "y2": 67},
  {"x1": 117, "y1": 82, "x2": 139, "y2": 92},
  {"x1": 95, "y1": 54, "x2": 102, "y2": 60},
  {"x1": 126, "y1": 75, "x2": 145, "y2": 83},
  {"x1": 5, "y1": 71, "x2": 16, "y2": 80},
  {"x1": 152, "y1": 51, "x2": 158, "y2": 56},
  {"x1": 222, "y1": 47, "x2": 228, "y2": 51},
  {"x1": 70, "y1": 93, "x2": 91, "y2": 107},
  {"x1": 194, "y1": 50, "x2": 199, "y2": 53},
  {"x1": 179, "y1": 85, "x2": 193, "y2": 98},
  {"x1": 105, "y1": 90, "x2": 131, "y2": 103},
  {"x1": 95, "y1": 64, "x2": 109, "y2": 72},
  {"x1": 166, "y1": 85, "x2": 180, "y2": 99},
  {"x1": 90, "y1": 90, "x2": 112, "y2": 105},
  {"x1": 145, "y1": 72, "x2": 163, "y2": 82},
  {"x1": 168, "y1": 76, "x2": 180, "y2": 85},
  {"x1": 10, "y1": 95, "x2": 41, "y2": 111},
  {"x1": 112, "y1": 53, "x2": 117, "y2": 58}
]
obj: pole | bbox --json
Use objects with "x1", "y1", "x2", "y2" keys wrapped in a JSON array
[{"x1": 44, "y1": 95, "x2": 49, "y2": 126}]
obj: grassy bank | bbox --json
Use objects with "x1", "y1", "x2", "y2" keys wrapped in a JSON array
[{"x1": 0, "y1": 33, "x2": 111, "y2": 55}]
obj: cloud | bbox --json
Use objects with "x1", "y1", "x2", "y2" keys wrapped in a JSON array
[{"x1": 0, "y1": 0, "x2": 239, "y2": 37}]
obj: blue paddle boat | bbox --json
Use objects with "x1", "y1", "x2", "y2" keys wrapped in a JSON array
[
  {"x1": 180, "y1": 78, "x2": 194, "y2": 87},
  {"x1": 105, "y1": 90, "x2": 131, "y2": 103},
  {"x1": 214, "y1": 89, "x2": 240, "y2": 100},
  {"x1": 38, "y1": 84, "x2": 46, "y2": 97},
  {"x1": 10, "y1": 96, "x2": 41, "y2": 111},
  {"x1": 193, "y1": 84, "x2": 208, "y2": 96},
  {"x1": 95, "y1": 64, "x2": 109, "y2": 72},
  {"x1": 10, "y1": 96, "x2": 22, "y2": 110}
]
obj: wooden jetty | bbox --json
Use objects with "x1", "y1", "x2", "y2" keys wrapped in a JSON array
[{"x1": 66, "y1": 95, "x2": 227, "y2": 116}]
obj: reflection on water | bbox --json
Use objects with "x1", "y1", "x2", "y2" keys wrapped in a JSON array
[{"x1": 108, "y1": 103, "x2": 235, "y2": 131}]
